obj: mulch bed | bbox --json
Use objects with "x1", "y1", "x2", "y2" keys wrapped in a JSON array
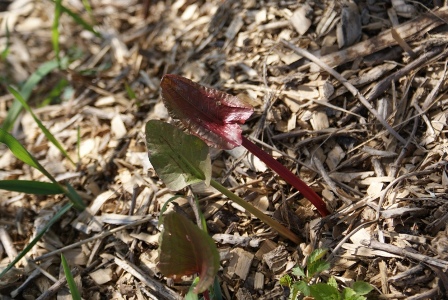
[{"x1": 0, "y1": 0, "x2": 447, "y2": 299}]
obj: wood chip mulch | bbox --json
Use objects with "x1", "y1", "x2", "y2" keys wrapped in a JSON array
[{"x1": 0, "y1": 0, "x2": 447, "y2": 299}]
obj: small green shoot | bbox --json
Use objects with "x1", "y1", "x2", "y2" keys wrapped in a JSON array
[
  {"x1": 8, "y1": 86, "x2": 76, "y2": 166},
  {"x1": 81, "y1": 0, "x2": 94, "y2": 20},
  {"x1": 61, "y1": 254, "x2": 82, "y2": 300},
  {"x1": 125, "y1": 82, "x2": 137, "y2": 100},
  {"x1": 52, "y1": 0, "x2": 62, "y2": 64},
  {"x1": 57, "y1": 2, "x2": 100, "y2": 37},
  {"x1": 77, "y1": 125, "x2": 81, "y2": 164},
  {"x1": 2, "y1": 58, "x2": 68, "y2": 131},
  {"x1": 0, "y1": 127, "x2": 85, "y2": 209},
  {"x1": 185, "y1": 277, "x2": 200, "y2": 300},
  {"x1": 39, "y1": 78, "x2": 70, "y2": 107},
  {"x1": 280, "y1": 248, "x2": 373, "y2": 300},
  {"x1": 0, "y1": 129, "x2": 85, "y2": 279},
  {"x1": 1, "y1": 22, "x2": 10, "y2": 61},
  {"x1": 157, "y1": 195, "x2": 183, "y2": 226},
  {"x1": 0, "y1": 128, "x2": 58, "y2": 182}
]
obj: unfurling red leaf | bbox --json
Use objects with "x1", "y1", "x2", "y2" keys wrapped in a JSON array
[
  {"x1": 145, "y1": 120, "x2": 211, "y2": 191},
  {"x1": 160, "y1": 74, "x2": 253, "y2": 150},
  {"x1": 159, "y1": 212, "x2": 220, "y2": 294}
]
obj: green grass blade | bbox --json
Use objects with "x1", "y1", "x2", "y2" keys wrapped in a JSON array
[
  {"x1": 124, "y1": 82, "x2": 136, "y2": 100},
  {"x1": 158, "y1": 195, "x2": 182, "y2": 227},
  {"x1": 0, "y1": 202, "x2": 73, "y2": 279},
  {"x1": 195, "y1": 195, "x2": 208, "y2": 234},
  {"x1": 39, "y1": 78, "x2": 69, "y2": 107},
  {"x1": 65, "y1": 183, "x2": 85, "y2": 210},
  {"x1": 8, "y1": 86, "x2": 75, "y2": 166},
  {"x1": 52, "y1": 0, "x2": 62, "y2": 64},
  {"x1": 61, "y1": 254, "x2": 82, "y2": 300},
  {"x1": 59, "y1": 3, "x2": 100, "y2": 37},
  {"x1": 0, "y1": 180, "x2": 63, "y2": 195},
  {"x1": 1, "y1": 21, "x2": 10, "y2": 61},
  {"x1": 0, "y1": 128, "x2": 57, "y2": 182},
  {"x1": 76, "y1": 126, "x2": 81, "y2": 163},
  {"x1": 2, "y1": 59, "x2": 63, "y2": 131},
  {"x1": 81, "y1": 0, "x2": 93, "y2": 18}
]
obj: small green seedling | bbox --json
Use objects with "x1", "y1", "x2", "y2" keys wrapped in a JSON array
[
  {"x1": 280, "y1": 248, "x2": 373, "y2": 300},
  {"x1": 145, "y1": 120, "x2": 302, "y2": 295}
]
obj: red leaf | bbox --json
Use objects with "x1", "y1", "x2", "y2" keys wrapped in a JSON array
[
  {"x1": 158, "y1": 212, "x2": 220, "y2": 293},
  {"x1": 161, "y1": 74, "x2": 253, "y2": 150}
]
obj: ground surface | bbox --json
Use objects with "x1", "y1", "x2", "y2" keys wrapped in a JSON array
[{"x1": 0, "y1": 0, "x2": 448, "y2": 299}]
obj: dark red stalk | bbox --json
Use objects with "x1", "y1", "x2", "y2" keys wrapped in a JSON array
[{"x1": 242, "y1": 136, "x2": 330, "y2": 217}]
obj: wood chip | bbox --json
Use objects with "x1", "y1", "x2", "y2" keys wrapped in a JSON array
[
  {"x1": 225, "y1": 248, "x2": 254, "y2": 280},
  {"x1": 262, "y1": 245, "x2": 289, "y2": 274},
  {"x1": 89, "y1": 268, "x2": 113, "y2": 285},
  {"x1": 290, "y1": 4, "x2": 313, "y2": 35}
]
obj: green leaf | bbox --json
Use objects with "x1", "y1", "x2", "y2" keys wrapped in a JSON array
[
  {"x1": 352, "y1": 281, "x2": 373, "y2": 296},
  {"x1": 292, "y1": 266, "x2": 306, "y2": 278},
  {"x1": 0, "y1": 129, "x2": 84, "y2": 210},
  {"x1": 280, "y1": 274, "x2": 292, "y2": 287},
  {"x1": 209, "y1": 276, "x2": 223, "y2": 300},
  {"x1": 77, "y1": 126, "x2": 81, "y2": 162},
  {"x1": 0, "y1": 180, "x2": 63, "y2": 195},
  {"x1": 342, "y1": 287, "x2": 366, "y2": 300},
  {"x1": 52, "y1": 0, "x2": 62, "y2": 64},
  {"x1": 8, "y1": 86, "x2": 75, "y2": 165},
  {"x1": 293, "y1": 280, "x2": 311, "y2": 297},
  {"x1": 145, "y1": 120, "x2": 211, "y2": 191},
  {"x1": 39, "y1": 78, "x2": 70, "y2": 106},
  {"x1": 2, "y1": 59, "x2": 65, "y2": 131},
  {"x1": 81, "y1": 0, "x2": 93, "y2": 16},
  {"x1": 59, "y1": 3, "x2": 100, "y2": 37},
  {"x1": 185, "y1": 277, "x2": 200, "y2": 300},
  {"x1": 308, "y1": 248, "x2": 328, "y2": 264},
  {"x1": 0, "y1": 128, "x2": 56, "y2": 182},
  {"x1": 61, "y1": 254, "x2": 82, "y2": 300},
  {"x1": 65, "y1": 183, "x2": 86, "y2": 210},
  {"x1": 195, "y1": 195, "x2": 208, "y2": 234},
  {"x1": 289, "y1": 285, "x2": 300, "y2": 300},
  {"x1": 158, "y1": 212, "x2": 219, "y2": 294},
  {"x1": 310, "y1": 283, "x2": 341, "y2": 300},
  {"x1": 1, "y1": 22, "x2": 10, "y2": 61},
  {"x1": 124, "y1": 82, "x2": 136, "y2": 100},
  {"x1": 307, "y1": 259, "x2": 331, "y2": 278},
  {"x1": 0, "y1": 202, "x2": 73, "y2": 279},
  {"x1": 328, "y1": 276, "x2": 338, "y2": 289}
]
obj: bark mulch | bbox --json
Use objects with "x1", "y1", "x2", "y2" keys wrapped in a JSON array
[{"x1": 0, "y1": 0, "x2": 447, "y2": 299}]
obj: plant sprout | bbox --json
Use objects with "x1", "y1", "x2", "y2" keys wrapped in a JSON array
[{"x1": 160, "y1": 74, "x2": 330, "y2": 216}]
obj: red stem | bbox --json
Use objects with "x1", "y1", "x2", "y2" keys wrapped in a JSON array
[{"x1": 242, "y1": 136, "x2": 330, "y2": 217}]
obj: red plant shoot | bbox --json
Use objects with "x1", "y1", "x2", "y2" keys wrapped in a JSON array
[
  {"x1": 161, "y1": 74, "x2": 253, "y2": 150},
  {"x1": 160, "y1": 74, "x2": 330, "y2": 217}
]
